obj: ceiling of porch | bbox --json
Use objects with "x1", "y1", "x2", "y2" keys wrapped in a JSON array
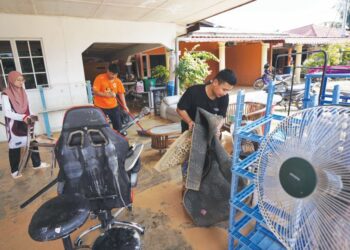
[{"x1": 0, "y1": 0, "x2": 254, "y2": 26}]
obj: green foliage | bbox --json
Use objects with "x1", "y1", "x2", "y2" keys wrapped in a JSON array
[
  {"x1": 151, "y1": 65, "x2": 170, "y2": 83},
  {"x1": 175, "y1": 44, "x2": 219, "y2": 91},
  {"x1": 303, "y1": 43, "x2": 350, "y2": 68},
  {"x1": 336, "y1": 0, "x2": 350, "y2": 28},
  {"x1": 342, "y1": 46, "x2": 350, "y2": 63}
]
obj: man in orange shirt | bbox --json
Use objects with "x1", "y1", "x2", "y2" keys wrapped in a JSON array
[{"x1": 93, "y1": 64, "x2": 129, "y2": 132}]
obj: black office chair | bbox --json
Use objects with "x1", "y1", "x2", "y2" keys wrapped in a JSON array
[{"x1": 28, "y1": 106, "x2": 144, "y2": 250}]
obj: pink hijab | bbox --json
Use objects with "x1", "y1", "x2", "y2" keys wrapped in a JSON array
[{"x1": 2, "y1": 71, "x2": 29, "y2": 114}]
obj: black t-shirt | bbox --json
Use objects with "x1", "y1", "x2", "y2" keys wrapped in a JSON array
[{"x1": 177, "y1": 84, "x2": 229, "y2": 132}]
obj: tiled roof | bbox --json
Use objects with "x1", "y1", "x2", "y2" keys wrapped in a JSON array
[
  {"x1": 284, "y1": 37, "x2": 349, "y2": 44},
  {"x1": 286, "y1": 24, "x2": 342, "y2": 37},
  {"x1": 182, "y1": 26, "x2": 349, "y2": 44}
]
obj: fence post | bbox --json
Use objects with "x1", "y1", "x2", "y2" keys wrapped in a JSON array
[
  {"x1": 38, "y1": 86, "x2": 52, "y2": 137},
  {"x1": 332, "y1": 85, "x2": 340, "y2": 105}
]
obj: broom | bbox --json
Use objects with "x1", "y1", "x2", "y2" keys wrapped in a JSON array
[{"x1": 116, "y1": 96, "x2": 150, "y2": 136}]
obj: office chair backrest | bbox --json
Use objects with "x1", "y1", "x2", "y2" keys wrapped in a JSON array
[{"x1": 55, "y1": 106, "x2": 131, "y2": 211}]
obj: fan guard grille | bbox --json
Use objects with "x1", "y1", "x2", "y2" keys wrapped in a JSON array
[{"x1": 257, "y1": 106, "x2": 350, "y2": 249}]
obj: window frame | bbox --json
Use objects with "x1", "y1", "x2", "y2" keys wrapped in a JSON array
[{"x1": 0, "y1": 39, "x2": 49, "y2": 90}]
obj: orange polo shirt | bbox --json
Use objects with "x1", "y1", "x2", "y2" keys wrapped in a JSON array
[{"x1": 93, "y1": 73, "x2": 125, "y2": 109}]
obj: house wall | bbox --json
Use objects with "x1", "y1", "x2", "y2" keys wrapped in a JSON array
[
  {"x1": 226, "y1": 42, "x2": 263, "y2": 86},
  {"x1": 144, "y1": 47, "x2": 167, "y2": 55},
  {"x1": 83, "y1": 61, "x2": 109, "y2": 85},
  {"x1": 0, "y1": 13, "x2": 177, "y2": 141},
  {"x1": 179, "y1": 41, "x2": 263, "y2": 86}
]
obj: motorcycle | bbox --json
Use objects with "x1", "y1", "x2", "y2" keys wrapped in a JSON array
[
  {"x1": 270, "y1": 82, "x2": 320, "y2": 110},
  {"x1": 274, "y1": 84, "x2": 305, "y2": 110},
  {"x1": 253, "y1": 63, "x2": 292, "y2": 90}
]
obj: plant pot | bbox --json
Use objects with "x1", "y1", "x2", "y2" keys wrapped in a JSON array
[{"x1": 143, "y1": 78, "x2": 156, "y2": 91}]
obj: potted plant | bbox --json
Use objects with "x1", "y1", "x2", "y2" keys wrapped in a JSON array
[
  {"x1": 151, "y1": 65, "x2": 170, "y2": 85},
  {"x1": 175, "y1": 44, "x2": 219, "y2": 91}
]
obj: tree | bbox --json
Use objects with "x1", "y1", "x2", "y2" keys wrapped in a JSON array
[
  {"x1": 175, "y1": 45, "x2": 219, "y2": 91},
  {"x1": 303, "y1": 43, "x2": 350, "y2": 68},
  {"x1": 337, "y1": 0, "x2": 350, "y2": 29}
]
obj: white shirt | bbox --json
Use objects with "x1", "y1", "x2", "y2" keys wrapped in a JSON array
[{"x1": 1, "y1": 94, "x2": 31, "y2": 120}]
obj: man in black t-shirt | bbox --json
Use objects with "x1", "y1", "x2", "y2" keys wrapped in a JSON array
[{"x1": 177, "y1": 69, "x2": 237, "y2": 132}]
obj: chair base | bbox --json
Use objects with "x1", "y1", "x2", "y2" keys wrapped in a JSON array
[
  {"x1": 75, "y1": 220, "x2": 144, "y2": 248},
  {"x1": 62, "y1": 235, "x2": 74, "y2": 250},
  {"x1": 92, "y1": 227, "x2": 141, "y2": 250}
]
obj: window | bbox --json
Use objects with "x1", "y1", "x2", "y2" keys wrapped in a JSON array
[
  {"x1": 142, "y1": 54, "x2": 149, "y2": 78},
  {"x1": 0, "y1": 41, "x2": 16, "y2": 91},
  {"x1": 150, "y1": 55, "x2": 166, "y2": 69},
  {"x1": 0, "y1": 40, "x2": 48, "y2": 90}
]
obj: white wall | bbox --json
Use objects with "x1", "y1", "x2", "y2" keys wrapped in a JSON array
[{"x1": 0, "y1": 14, "x2": 177, "y2": 141}]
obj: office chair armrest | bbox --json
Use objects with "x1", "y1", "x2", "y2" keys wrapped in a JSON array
[{"x1": 125, "y1": 144, "x2": 143, "y2": 172}]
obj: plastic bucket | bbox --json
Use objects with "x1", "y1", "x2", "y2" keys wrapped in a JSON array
[
  {"x1": 167, "y1": 80, "x2": 175, "y2": 96},
  {"x1": 283, "y1": 66, "x2": 292, "y2": 74},
  {"x1": 143, "y1": 78, "x2": 156, "y2": 91}
]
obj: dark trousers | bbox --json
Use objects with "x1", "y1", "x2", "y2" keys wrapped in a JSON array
[
  {"x1": 9, "y1": 145, "x2": 41, "y2": 173},
  {"x1": 102, "y1": 106, "x2": 122, "y2": 131}
]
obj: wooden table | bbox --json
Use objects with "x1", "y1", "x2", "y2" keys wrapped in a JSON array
[{"x1": 148, "y1": 123, "x2": 182, "y2": 153}]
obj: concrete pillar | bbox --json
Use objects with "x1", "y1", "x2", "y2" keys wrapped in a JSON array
[
  {"x1": 168, "y1": 49, "x2": 176, "y2": 96},
  {"x1": 261, "y1": 43, "x2": 269, "y2": 75},
  {"x1": 165, "y1": 51, "x2": 170, "y2": 70},
  {"x1": 268, "y1": 42, "x2": 273, "y2": 70},
  {"x1": 169, "y1": 50, "x2": 176, "y2": 82},
  {"x1": 287, "y1": 47, "x2": 293, "y2": 65},
  {"x1": 218, "y1": 42, "x2": 226, "y2": 70},
  {"x1": 295, "y1": 44, "x2": 303, "y2": 83},
  {"x1": 175, "y1": 39, "x2": 180, "y2": 95}
]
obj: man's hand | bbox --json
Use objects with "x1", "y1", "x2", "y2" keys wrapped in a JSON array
[
  {"x1": 188, "y1": 120, "x2": 195, "y2": 131},
  {"x1": 216, "y1": 119, "x2": 225, "y2": 138},
  {"x1": 105, "y1": 90, "x2": 116, "y2": 98},
  {"x1": 177, "y1": 108, "x2": 195, "y2": 132},
  {"x1": 124, "y1": 106, "x2": 130, "y2": 113}
]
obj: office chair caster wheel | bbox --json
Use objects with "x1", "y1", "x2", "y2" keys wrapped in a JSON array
[
  {"x1": 75, "y1": 238, "x2": 83, "y2": 246},
  {"x1": 75, "y1": 245, "x2": 90, "y2": 250},
  {"x1": 75, "y1": 242, "x2": 91, "y2": 250}
]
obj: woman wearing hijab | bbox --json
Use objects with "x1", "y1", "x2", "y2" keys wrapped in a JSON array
[{"x1": 1, "y1": 71, "x2": 48, "y2": 179}]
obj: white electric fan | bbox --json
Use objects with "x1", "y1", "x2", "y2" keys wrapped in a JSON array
[{"x1": 256, "y1": 106, "x2": 350, "y2": 249}]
